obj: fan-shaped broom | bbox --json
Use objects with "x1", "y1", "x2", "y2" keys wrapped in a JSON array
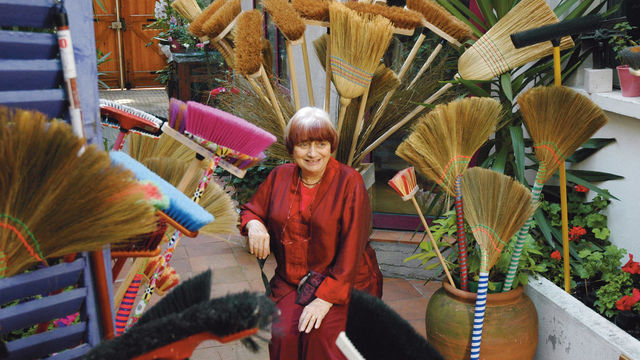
[
  {"x1": 388, "y1": 167, "x2": 455, "y2": 287},
  {"x1": 396, "y1": 97, "x2": 502, "y2": 290},
  {"x1": 461, "y1": 167, "x2": 536, "y2": 360},
  {"x1": 501, "y1": 85, "x2": 608, "y2": 292},
  {"x1": 0, "y1": 107, "x2": 157, "y2": 278}
]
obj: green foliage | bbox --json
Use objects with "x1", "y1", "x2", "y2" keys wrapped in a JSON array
[
  {"x1": 608, "y1": 22, "x2": 638, "y2": 62},
  {"x1": 96, "y1": 50, "x2": 111, "y2": 89},
  {"x1": 595, "y1": 272, "x2": 633, "y2": 318},
  {"x1": 215, "y1": 159, "x2": 285, "y2": 205}
]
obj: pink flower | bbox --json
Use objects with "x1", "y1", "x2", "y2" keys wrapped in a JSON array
[
  {"x1": 622, "y1": 254, "x2": 640, "y2": 274},
  {"x1": 569, "y1": 226, "x2": 587, "y2": 241},
  {"x1": 551, "y1": 250, "x2": 562, "y2": 261},
  {"x1": 196, "y1": 43, "x2": 205, "y2": 48},
  {"x1": 54, "y1": 312, "x2": 79, "y2": 328},
  {"x1": 616, "y1": 288, "x2": 640, "y2": 311},
  {"x1": 574, "y1": 184, "x2": 589, "y2": 193}
]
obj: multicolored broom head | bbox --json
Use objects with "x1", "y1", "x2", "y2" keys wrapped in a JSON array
[
  {"x1": 388, "y1": 167, "x2": 419, "y2": 201},
  {"x1": 396, "y1": 97, "x2": 502, "y2": 197},
  {"x1": 461, "y1": 167, "x2": 536, "y2": 271},
  {"x1": 100, "y1": 99, "x2": 164, "y2": 137},
  {"x1": 517, "y1": 85, "x2": 608, "y2": 184},
  {"x1": 457, "y1": 0, "x2": 574, "y2": 81},
  {"x1": 168, "y1": 97, "x2": 188, "y2": 134}
]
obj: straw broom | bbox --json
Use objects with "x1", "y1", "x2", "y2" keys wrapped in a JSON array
[
  {"x1": 461, "y1": 167, "x2": 536, "y2": 360},
  {"x1": 189, "y1": 0, "x2": 226, "y2": 42},
  {"x1": 353, "y1": 0, "x2": 575, "y2": 166},
  {"x1": 388, "y1": 167, "x2": 456, "y2": 288},
  {"x1": 170, "y1": 0, "x2": 201, "y2": 22},
  {"x1": 329, "y1": 2, "x2": 393, "y2": 165},
  {"x1": 0, "y1": 107, "x2": 157, "y2": 278},
  {"x1": 501, "y1": 85, "x2": 608, "y2": 292},
  {"x1": 395, "y1": 97, "x2": 502, "y2": 291},
  {"x1": 199, "y1": 0, "x2": 241, "y2": 62},
  {"x1": 263, "y1": 0, "x2": 314, "y2": 110}
]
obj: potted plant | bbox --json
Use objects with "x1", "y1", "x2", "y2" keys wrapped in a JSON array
[{"x1": 609, "y1": 22, "x2": 640, "y2": 97}]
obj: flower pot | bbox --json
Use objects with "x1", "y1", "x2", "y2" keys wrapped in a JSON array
[
  {"x1": 425, "y1": 281, "x2": 538, "y2": 360},
  {"x1": 617, "y1": 65, "x2": 640, "y2": 97}
]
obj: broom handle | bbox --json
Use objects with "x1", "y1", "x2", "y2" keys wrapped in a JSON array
[
  {"x1": 336, "y1": 97, "x2": 351, "y2": 138},
  {"x1": 470, "y1": 267, "x2": 490, "y2": 360},
  {"x1": 347, "y1": 89, "x2": 370, "y2": 166},
  {"x1": 259, "y1": 66, "x2": 287, "y2": 129},
  {"x1": 246, "y1": 75, "x2": 271, "y2": 105},
  {"x1": 114, "y1": 257, "x2": 148, "y2": 311},
  {"x1": 502, "y1": 178, "x2": 544, "y2": 292},
  {"x1": 114, "y1": 273, "x2": 143, "y2": 336},
  {"x1": 366, "y1": 33, "x2": 427, "y2": 139},
  {"x1": 454, "y1": 175, "x2": 469, "y2": 291},
  {"x1": 301, "y1": 34, "x2": 315, "y2": 107},
  {"x1": 113, "y1": 130, "x2": 128, "y2": 151},
  {"x1": 408, "y1": 40, "x2": 445, "y2": 89},
  {"x1": 286, "y1": 41, "x2": 301, "y2": 110},
  {"x1": 127, "y1": 159, "x2": 218, "y2": 329},
  {"x1": 410, "y1": 197, "x2": 456, "y2": 288},
  {"x1": 91, "y1": 249, "x2": 115, "y2": 339},
  {"x1": 324, "y1": 29, "x2": 332, "y2": 113},
  {"x1": 354, "y1": 81, "x2": 453, "y2": 165}
]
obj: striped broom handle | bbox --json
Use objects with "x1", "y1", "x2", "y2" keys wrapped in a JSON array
[
  {"x1": 470, "y1": 269, "x2": 489, "y2": 360},
  {"x1": 126, "y1": 159, "x2": 217, "y2": 329},
  {"x1": 454, "y1": 175, "x2": 469, "y2": 291},
  {"x1": 114, "y1": 273, "x2": 143, "y2": 336},
  {"x1": 502, "y1": 176, "x2": 544, "y2": 292}
]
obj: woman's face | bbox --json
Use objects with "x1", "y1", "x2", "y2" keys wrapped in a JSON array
[{"x1": 292, "y1": 140, "x2": 332, "y2": 178}]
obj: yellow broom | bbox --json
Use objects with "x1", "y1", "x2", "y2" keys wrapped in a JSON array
[
  {"x1": 0, "y1": 107, "x2": 157, "y2": 278},
  {"x1": 461, "y1": 167, "x2": 536, "y2": 359},
  {"x1": 189, "y1": 0, "x2": 226, "y2": 41},
  {"x1": 395, "y1": 97, "x2": 502, "y2": 290},
  {"x1": 263, "y1": 0, "x2": 314, "y2": 109},
  {"x1": 329, "y1": 2, "x2": 393, "y2": 164},
  {"x1": 353, "y1": 0, "x2": 575, "y2": 166},
  {"x1": 170, "y1": 0, "x2": 201, "y2": 22}
]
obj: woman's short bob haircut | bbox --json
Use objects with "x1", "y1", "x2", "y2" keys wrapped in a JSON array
[{"x1": 284, "y1": 107, "x2": 338, "y2": 154}]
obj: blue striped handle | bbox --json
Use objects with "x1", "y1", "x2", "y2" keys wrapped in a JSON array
[{"x1": 470, "y1": 271, "x2": 489, "y2": 360}]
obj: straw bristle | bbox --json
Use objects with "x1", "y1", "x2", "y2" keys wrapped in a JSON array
[
  {"x1": 395, "y1": 97, "x2": 502, "y2": 196},
  {"x1": 190, "y1": 0, "x2": 227, "y2": 37},
  {"x1": 518, "y1": 85, "x2": 608, "y2": 184},
  {"x1": 367, "y1": 64, "x2": 400, "y2": 110},
  {"x1": 313, "y1": 33, "x2": 328, "y2": 69},
  {"x1": 0, "y1": 107, "x2": 158, "y2": 277},
  {"x1": 388, "y1": 167, "x2": 418, "y2": 200},
  {"x1": 202, "y1": 0, "x2": 241, "y2": 39},
  {"x1": 263, "y1": 0, "x2": 307, "y2": 41},
  {"x1": 234, "y1": 10, "x2": 264, "y2": 76},
  {"x1": 457, "y1": 0, "x2": 574, "y2": 81},
  {"x1": 292, "y1": 0, "x2": 332, "y2": 22},
  {"x1": 128, "y1": 132, "x2": 194, "y2": 164},
  {"x1": 461, "y1": 167, "x2": 536, "y2": 270},
  {"x1": 170, "y1": 0, "x2": 202, "y2": 22},
  {"x1": 329, "y1": 2, "x2": 394, "y2": 100},
  {"x1": 143, "y1": 157, "x2": 239, "y2": 235},
  {"x1": 343, "y1": 2, "x2": 423, "y2": 30},
  {"x1": 406, "y1": 0, "x2": 474, "y2": 42}
]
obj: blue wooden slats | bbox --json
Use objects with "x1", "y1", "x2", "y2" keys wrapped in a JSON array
[
  {"x1": 48, "y1": 343, "x2": 92, "y2": 360},
  {"x1": 0, "y1": 59, "x2": 62, "y2": 91},
  {"x1": 3, "y1": 323, "x2": 87, "y2": 360},
  {"x1": 0, "y1": 31, "x2": 58, "y2": 59},
  {"x1": 0, "y1": 89, "x2": 66, "y2": 119},
  {"x1": 0, "y1": 0, "x2": 55, "y2": 28}
]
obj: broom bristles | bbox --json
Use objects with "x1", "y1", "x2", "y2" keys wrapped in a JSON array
[
  {"x1": 457, "y1": 0, "x2": 574, "y2": 81},
  {"x1": 461, "y1": 167, "x2": 536, "y2": 270},
  {"x1": 170, "y1": 0, "x2": 202, "y2": 22},
  {"x1": 263, "y1": 0, "x2": 307, "y2": 42},
  {"x1": 0, "y1": 107, "x2": 158, "y2": 277},
  {"x1": 234, "y1": 10, "x2": 264, "y2": 76},
  {"x1": 343, "y1": 2, "x2": 423, "y2": 30},
  {"x1": 202, "y1": 0, "x2": 241, "y2": 40},
  {"x1": 292, "y1": 0, "x2": 332, "y2": 22},
  {"x1": 388, "y1": 167, "x2": 418, "y2": 201},
  {"x1": 395, "y1": 97, "x2": 502, "y2": 196},
  {"x1": 190, "y1": 0, "x2": 227, "y2": 37},
  {"x1": 329, "y1": 2, "x2": 394, "y2": 100},
  {"x1": 406, "y1": 0, "x2": 474, "y2": 42},
  {"x1": 128, "y1": 132, "x2": 194, "y2": 164},
  {"x1": 518, "y1": 85, "x2": 608, "y2": 184}
]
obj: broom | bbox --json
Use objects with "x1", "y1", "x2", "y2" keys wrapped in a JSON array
[
  {"x1": 99, "y1": 99, "x2": 164, "y2": 150},
  {"x1": 501, "y1": 85, "x2": 608, "y2": 292},
  {"x1": 188, "y1": 0, "x2": 226, "y2": 42},
  {"x1": 461, "y1": 167, "x2": 536, "y2": 360},
  {"x1": 353, "y1": 0, "x2": 575, "y2": 166},
  {"x1": 263, "y1": 0, "x2": 313, "y2": 110},
  {"x1": 388, "y1": 167, "x2": 455, "y2": 288},
  {"x1": 201, "y1": 0, "x2": 241, "y2": 44},
  {"x1": 0, "y1": 107, "x2": 158, "y2": 278},
  {"x1": 170, "y1": 0, "x2": 201, "y2": 22},
  {"x1": 396, "y1": 97, "x2": 501, "y2": 290},
  {"x1": 329, "y1": 2, "x2": 393, "y2": 164}
]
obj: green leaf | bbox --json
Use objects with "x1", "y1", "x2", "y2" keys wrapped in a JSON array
[
  {"x1": 456, "y1": 78, "x2": 491, "y2": 97},
  {"x1": 492, "y1": 145, "x2": 507, "y2": 173},
  {"x1": 434, "y1": 0, "x2": 487, "y2": 35},
  {"x1": 500, "y1": 73, "x2": 513, "y2": 102},
  {"x1": 509, "y1": 125, "x2": 525, "y2": 183},
  {"x1": 593, "y1": 228, "x2": 610, "y2": 240},
  {"x1": 566, "y1": 138, "x2": 616, "y2": 162},
  {"x1": 566, "y1": 169, "x2": 624, "y2": 183},
  {"x1": 492, "y1": 0, "x2": 511, "y2": 18},
  {"x1": 475, "y1": 0, "x2": 498, "y2": 27},
  {"x1": 553, "y1": 0, "x2": 582, "y2": 17},
  {"x1": 566, "y1": 0, "x2": 599, "y2": 19}
]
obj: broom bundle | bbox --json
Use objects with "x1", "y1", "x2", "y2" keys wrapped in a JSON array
[
  {"x1": 457, "y1": 0, "x2": 574, "y2": 81},
  {"x1": 201, "y1": 0, "x2": 241, "y2": 41},
  {"x1": 395, "y1": 97, "x2": 502, "y2": 196},
  {"x1": 343, "y1": 2, "x2": 423, "y2": 31},
  {"x1": 189, "y1": 0, "x2": 226, "y2": 38},
  {"x1": 170, "y1": 0, "x2": 201, "y2": 22},
  {"x1": 292, "y1": 0, "x2": 332, "y2": 22},
  {"x1": 406, "y1": 0, "x2": 474, "y2": 44},
  {"x1": 0, "y1": 107, "x2": 158, "y2": 278}
]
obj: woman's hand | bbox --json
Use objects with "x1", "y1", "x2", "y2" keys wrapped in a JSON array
[
  {"x1": 246, "y1": 220, "x2": 270, "y2": 259},
  {"x1": 298, "y1": 298, "x2": 333, "y2": 333}
]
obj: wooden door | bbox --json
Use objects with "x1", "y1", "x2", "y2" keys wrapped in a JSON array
[{"x1": 94, "y1": 0, "x2": 167, "y2": 89}]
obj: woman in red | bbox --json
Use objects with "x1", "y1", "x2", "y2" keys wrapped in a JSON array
[{"x1": 240, "y1": 107, "x2": 383, "y2": 360}]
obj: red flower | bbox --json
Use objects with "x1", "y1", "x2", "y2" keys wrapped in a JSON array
[
  {"x1": 622, "y1": 254, "x2": 640, "y2": 275},
  {"x1": 616, "y1": 288, "x2": 640, "y2": 311},
  {"x1": 569, "y1": 226, "x2": 587, "y2": 241},
  {"x1": 551, "y1": 250, "x2": 562, "y2": 261},
  {"x1": 574, "y1": 184, "x2": 589, "y2": 193}
]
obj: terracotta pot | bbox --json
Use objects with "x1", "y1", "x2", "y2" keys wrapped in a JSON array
[
  {"x1": 425, "y1": 281, "x2": 538, "y2": 360},
  {"x1": 617, "y1": 65, "x2": 640, "y2": 97}
]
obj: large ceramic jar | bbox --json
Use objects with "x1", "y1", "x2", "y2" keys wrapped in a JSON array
[{"x1": 425, "y1": 281, "x2": 538, "y2": 360}]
